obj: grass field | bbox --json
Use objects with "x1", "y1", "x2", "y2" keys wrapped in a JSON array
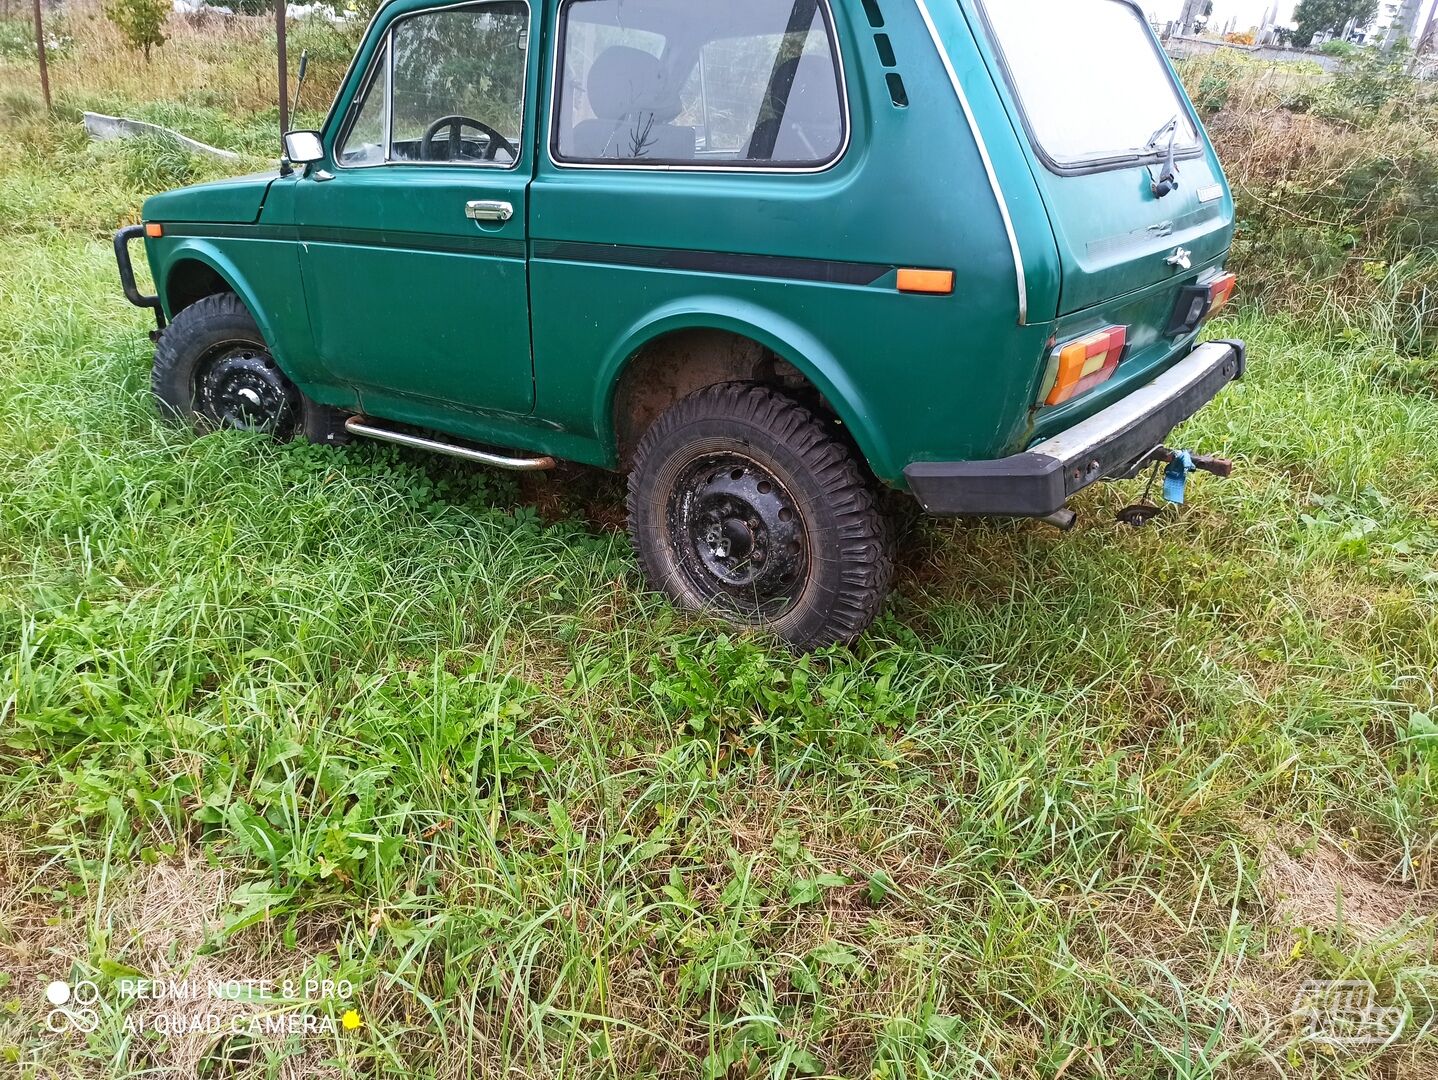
[{"x1": 2, "y1": 11, "x2": 1437, "y2": 1080}]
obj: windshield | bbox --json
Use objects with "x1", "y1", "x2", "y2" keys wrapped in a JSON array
[{"x1": 977, "y1": 0, "x2": 1199, "y2": 170}]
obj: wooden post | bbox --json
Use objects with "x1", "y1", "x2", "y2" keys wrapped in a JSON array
[
  {"x1": 277, "y1": 0, "x2": 289, "y2": 136},
  {"x1": 33, "y1": 0, "x2": 51, "y2": 111}
]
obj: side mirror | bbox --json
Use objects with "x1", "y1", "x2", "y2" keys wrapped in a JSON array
[{"x1": 282, "y1": 130, "x2": 325, "y2": 166}]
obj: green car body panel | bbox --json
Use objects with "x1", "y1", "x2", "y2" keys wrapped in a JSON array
[{"x1": 134, "y1": 0, "x2": 1236, "y2": 490}]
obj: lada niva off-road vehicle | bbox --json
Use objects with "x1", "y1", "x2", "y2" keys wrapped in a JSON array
[{"x1": 117, "y1": 0, "x2": 1245, "y2": 649}]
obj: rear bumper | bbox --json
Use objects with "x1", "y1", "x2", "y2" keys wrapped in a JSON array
[{"x1": 904, "y1": 339, "x2": 1245, "y2": 517}]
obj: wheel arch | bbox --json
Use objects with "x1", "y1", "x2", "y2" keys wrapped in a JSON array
[
  {"x1": 597, "y1": 300, "x2": 897, "y2": 482},
  {"x1": 157, "y1": 242, "x2": 281, "y2": 350}
]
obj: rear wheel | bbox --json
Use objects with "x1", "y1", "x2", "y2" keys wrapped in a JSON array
[
  {"x1": 151, "y1": 293, "x2": 347, "y2": 444},
  {"x1": 627, "y1": 383, "x2": 893, "y2": 650}
]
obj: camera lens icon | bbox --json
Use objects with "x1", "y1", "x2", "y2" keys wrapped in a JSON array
[{"x1": 44, "y1": 980, "x2": 100, "y2": 1033}]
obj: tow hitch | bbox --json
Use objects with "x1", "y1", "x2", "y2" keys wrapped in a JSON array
[{"x1": 1116, "y1": 447, "x2": 1233, "y2": 528}]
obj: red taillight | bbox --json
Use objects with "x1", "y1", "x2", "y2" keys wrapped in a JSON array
[
  {"x1": 1207, "y1": 272, "x2": 1237, "y2": 316},
  {"x1": 1044, "y1": 326, "x2": 1128, "y2": 407}
]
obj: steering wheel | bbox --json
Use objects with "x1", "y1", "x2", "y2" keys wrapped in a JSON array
[{"x1": 420, "y1": 115, "x2": 516, "y2": 163}]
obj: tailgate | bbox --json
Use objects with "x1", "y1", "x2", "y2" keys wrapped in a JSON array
[{"x1": 1040, "y1": 164, "x2": 1232, "y2": 315}]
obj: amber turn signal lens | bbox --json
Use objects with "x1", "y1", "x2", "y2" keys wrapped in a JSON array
[
  {"x1": 1044, "y1": 326, "x2": 1128, "y2": 407},
  {"x1": 897, "y1": 268, "x2": 955, "y2": 295},
  {"x1": 144, "y1": 223, "x2": 164, "y2": 238}
]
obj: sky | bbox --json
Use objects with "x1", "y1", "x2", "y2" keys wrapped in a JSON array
[{"x1": 1143, "y1": 0, "x2": 1438, "y2": 35}]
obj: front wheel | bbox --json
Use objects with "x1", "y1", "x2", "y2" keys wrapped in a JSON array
[
  {"x1": 627, "y1": 383, "x2": 893, "y2": 651},
  {"x1": 151, "y1": 293, "x2": 347, "y2": 444}
]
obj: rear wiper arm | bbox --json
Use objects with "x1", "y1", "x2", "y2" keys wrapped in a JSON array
[
  {"x1": 1146, "y1": 114, "x2": 1182, "y2": 199},
  {"x1": 1145, "y1": 113, "x2": 1180, "y2": 150}
]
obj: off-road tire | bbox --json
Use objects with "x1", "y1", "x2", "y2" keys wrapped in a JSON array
[
  {"x1": 627, "y1": 383, "x2": 893, "y2": 651},
  {"x1": 151, "y1": 293, "x2": 349, "y2": 445}
]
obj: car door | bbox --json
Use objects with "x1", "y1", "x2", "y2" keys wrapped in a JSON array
[{"x1": 294, "y1": 0, "x2": 536, "y2": 418}]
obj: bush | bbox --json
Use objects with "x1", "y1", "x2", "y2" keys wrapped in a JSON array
[
  {"x1": 103, "y1": 0, "x2": 169, "y2": 59},
  {"x1": 1190, "y1": 50, "x2": 1260, "y2": 112},
  {"x1": 1183, "y1": 51, "x2": 1438, "y2": 356},
  {"x1": 1320, "y1": 39, "x2": 1359, "y2": 57},
  {"x1": 1320, "y1": 45, "x2": 1424, "y2": 122}
]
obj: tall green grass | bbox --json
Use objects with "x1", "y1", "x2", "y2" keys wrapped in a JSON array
[{"x1": 2, "y1": 239, "x2": 1435, "y2": 1080}]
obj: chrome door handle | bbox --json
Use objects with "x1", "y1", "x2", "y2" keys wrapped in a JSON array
[{"x1": 465, "y1": 200, "x2": 513, "y2": 223}]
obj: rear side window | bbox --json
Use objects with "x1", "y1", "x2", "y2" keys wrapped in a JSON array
[
  {"x1": 553, "y1": 0, "x2": 846, "y2": 169},
  {"x1": 978, "y1": 0, "x2": 1199, "y2": 171}
]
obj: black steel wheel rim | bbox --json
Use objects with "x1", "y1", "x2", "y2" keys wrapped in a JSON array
[
  {"x1": 194, "y1": 342, "x2": 298, "y2": 436},
  {"x1": 667, "y1": 452, "x2": 809, "y2": 619}
]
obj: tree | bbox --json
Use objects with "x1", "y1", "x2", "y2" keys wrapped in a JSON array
[
  {"x1": 1293, "y1": 0, "x2": 1380, "y2": 46},
  {"x1": 104, "y1": 0, "x2": 168, "y2": 59}
]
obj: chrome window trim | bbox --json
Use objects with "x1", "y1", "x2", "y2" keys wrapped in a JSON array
[
  {"x1": 546, "y1": 0, "x2": 852, "y2": 176},
  {"x1": 334, "y1": 0, "x2": 531, "y2": 173},
  {"x1": 912, "y1": 0, "x2": 1028, "y2": 326}
]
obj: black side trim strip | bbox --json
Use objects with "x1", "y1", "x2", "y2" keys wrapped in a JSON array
[
  {"x1": 534, "y1": 240, "x2": 892, "y2": 286},
  {"x1": 162, "y1": 223, "x2": 291, "y2": 241},
  {"x1": 161, "y1": 227, "x2": 888, "y2": 282},
  {"x1": 161, "y1": 223, "x2": 525, "y2": 259},
  {"x1": 300, "y1": 226, "x2": 526, "y2": 259}
]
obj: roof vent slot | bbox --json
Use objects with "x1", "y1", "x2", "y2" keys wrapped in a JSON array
[
  {"x1": 886, "y1": 72, "x2": 909, "y2": 108},
  {"x1": 868, "y1": 20, "x2": 904, "y2": 107},
  {"x1": 874, "y1": 33, "x2": 897, "y2": 67}
]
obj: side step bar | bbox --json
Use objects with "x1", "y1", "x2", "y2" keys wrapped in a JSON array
[{"x1": 344, "y1": 417, "x2": 557, "y2": 472}]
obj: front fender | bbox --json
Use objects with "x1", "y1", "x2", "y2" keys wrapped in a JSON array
[
  {"x1": 594, "y1": 297, "x2": 897, "y2": 482},
  {"x1": 150, "y1": 237, "x2": 313, "y2": 381},
  {"x1": 154, "y1": 240, "x2": 281, "y2": 343}
]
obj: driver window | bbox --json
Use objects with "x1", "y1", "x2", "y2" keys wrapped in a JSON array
[{"x1": 344, "y1": 1, "x2": 529, "y2": 167}]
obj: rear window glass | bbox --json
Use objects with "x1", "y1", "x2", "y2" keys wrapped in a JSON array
[
  {"x1": 553, "y1": 0, "x2": 846, "y2": 168},
  {"x1": 978, "y1": 0, "x2": 1199, "y2": 169}
]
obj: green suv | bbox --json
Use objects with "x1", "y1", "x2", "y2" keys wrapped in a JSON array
[{"x1": 116, "y1": 0, "x2": 1244, "y2": 649}]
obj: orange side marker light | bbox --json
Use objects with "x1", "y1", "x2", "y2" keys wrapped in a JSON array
[{"x1": 897, "y1": 268, "x2": 955, "y2": 295}]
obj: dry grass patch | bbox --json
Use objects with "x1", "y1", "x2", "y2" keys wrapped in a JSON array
[{"x1": 1260, "y1": 837, "x2": 1436, "y2": 944}]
